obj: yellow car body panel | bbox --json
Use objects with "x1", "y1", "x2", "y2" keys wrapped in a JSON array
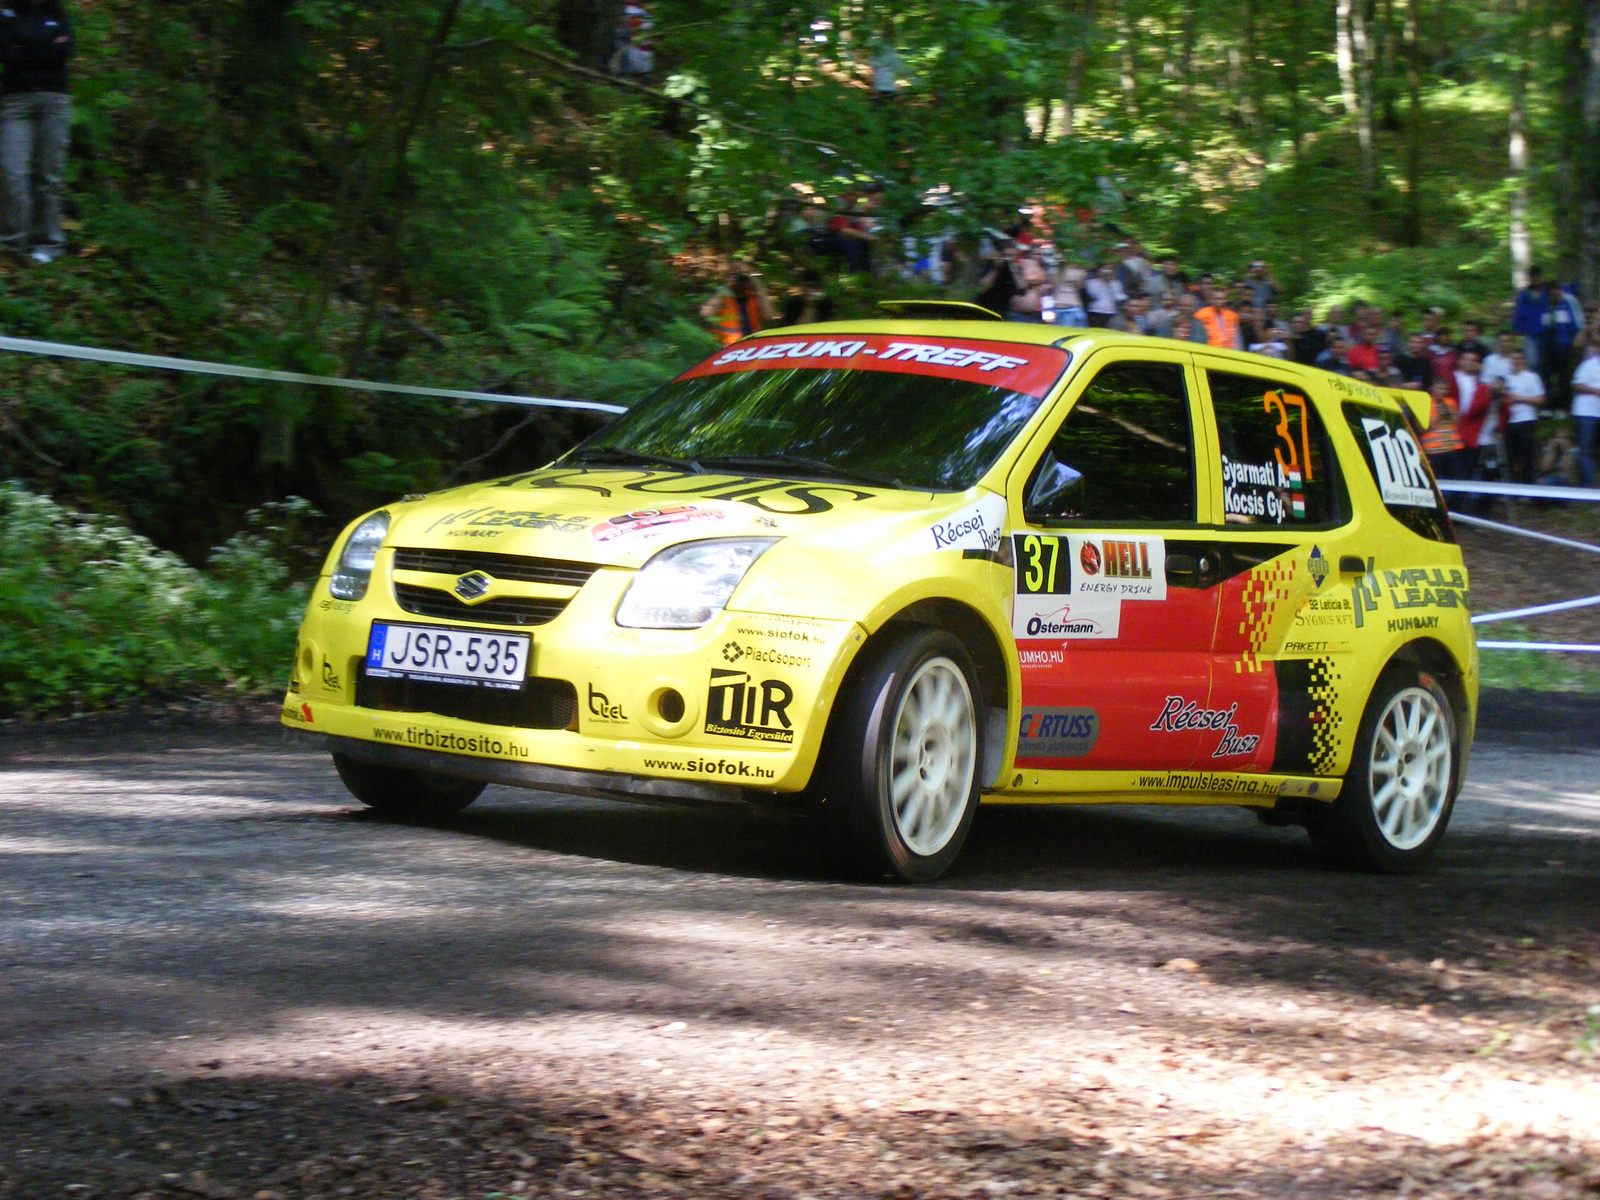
[{"x1": 284, "y1": 325, "x2": 1477, "y2": 813}]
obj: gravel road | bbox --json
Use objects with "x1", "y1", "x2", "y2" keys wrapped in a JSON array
[{"x1": 0, "y1": 714, "x2": 1596, "y2": 1200}]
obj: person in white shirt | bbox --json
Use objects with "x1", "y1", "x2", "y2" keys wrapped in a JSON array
[
  {"x1": 1500, "y1": 350, "x2": 1545, "y2": 483},
  {"x1": 1455, "y1": 350, "x2": 1499, "y2": 492},
  {"x1": 1082, "y1": 262, "x2": 1124, "y2": 328},
  {"x1": 1480, "y1": 333, "x2": 1516, "y2": 391},
  {"x1": 1571, "y1": 344, "x2": 1600, "y2": 487}
]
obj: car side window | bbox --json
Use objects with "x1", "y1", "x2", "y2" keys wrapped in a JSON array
[
  {"x1": 1207, "y1": 369, "x2": 1342, "y2": 527},
  {"x1": 1023, "y1": 361, "x2": 1197, "y2": 525}
]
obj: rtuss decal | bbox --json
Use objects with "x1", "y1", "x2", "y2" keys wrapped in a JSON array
[
  {"x1": 493, "y1": 467, "x2": 875, "y2": 516},
  {"x1": 705, "y1": 669, "x2": 795, "y2": 744},
  {"x1": 1016, "y1": 707, "x2": 1100, "y2": 758}
]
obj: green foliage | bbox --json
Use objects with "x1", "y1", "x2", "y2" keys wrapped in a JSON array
[{"x1": 0, "y1": 483, "x2": 311, "y2": 717}]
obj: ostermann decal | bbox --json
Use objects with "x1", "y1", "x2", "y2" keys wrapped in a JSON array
[{"x1": 1011, "y1": 595, "x2": 1121, "y2": 641}]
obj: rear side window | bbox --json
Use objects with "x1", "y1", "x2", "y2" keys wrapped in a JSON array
[
  {"x1": 1023, "y1": 360, "x2": 1197, "y2": 525},
  {"x1": 1206, "y1": 370, "x2": 1342, "y2": 527},
  {"x1": 1342, "y1": 404, "x2": 1455, "y2": 543}
]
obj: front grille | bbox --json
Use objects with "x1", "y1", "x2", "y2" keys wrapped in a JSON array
[
  {"x1": 392, "y1": 547, "x2": 601, "y2": 588},
  {"x1": 394, "y1": 582, "x2": 569, "y2": 628},
  {"x1": 356, "y1": 667, "x2": 578, "y2": 730}
]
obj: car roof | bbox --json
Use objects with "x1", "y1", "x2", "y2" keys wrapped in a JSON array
[{"x1": 737, "y1": 323, "x2": 1415, "y2": 416}]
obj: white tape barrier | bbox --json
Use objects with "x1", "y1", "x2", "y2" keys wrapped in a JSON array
[
  {"x1": 0, "y1": 335, "x2": 627, "y2": 415},
  {"x1": 1477, "y1": 641, "x2": 1600, "y2": 653},
  {"x1": 1448, "y1": 510, "x2": 1600, "y2": 556},
  {"x1": 1472, "y1": 594, "x2": 1600, "y2": 624},
  {"x1": 1437, "y1": 478, "x2": 1600, "y2": 502}
]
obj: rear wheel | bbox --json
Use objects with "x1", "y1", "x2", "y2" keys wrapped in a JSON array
[
  {"x1": 1317, "y1": 666, "x2": 1457, "y2": 872},
  {"x1": 821, "y1": 628, "x2": 983, "y2": 883},
  {"x1": 332, "y1": 753, "x2": 486, "y2": 819}
]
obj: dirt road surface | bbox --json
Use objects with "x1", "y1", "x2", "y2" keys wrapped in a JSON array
[{"x1": 1, "y1": 714, "x2": 1597, "y2": 1200}]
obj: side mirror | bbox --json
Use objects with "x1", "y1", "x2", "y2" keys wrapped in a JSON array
[{"x1": 1024, "y1": 452, "x2": 1083, "y2": 522}]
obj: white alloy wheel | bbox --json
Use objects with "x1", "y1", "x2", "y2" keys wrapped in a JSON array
[
  {"x1": 1367, "y1": 685, "x2": 1452, "y2": 851},
  {"x1": 888, "y1": 656, "x2": 977, "y2": 857}
]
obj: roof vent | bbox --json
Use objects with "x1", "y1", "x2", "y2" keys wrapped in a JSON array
[{"x1": 875, "y1": 300, "x2": 1004, "y2": 321}]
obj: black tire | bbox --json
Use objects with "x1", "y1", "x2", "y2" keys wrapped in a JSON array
[
  {"x1": 1315, "y1": 665, "x2": 1458, "y2": 872},
  {"x1": 331, "y1": 753, "x2": 486, "y2": 819},
  {"x1": 819, "y1": 628, "x2": 984, "y2": 883}
]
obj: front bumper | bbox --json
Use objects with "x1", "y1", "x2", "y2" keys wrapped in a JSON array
[
  {"x1": 320, "y1": 732, "x2": 747, "y2": 806},
  {"x1": 286, "y1": 576, "x2": 867, "y2": 794}
]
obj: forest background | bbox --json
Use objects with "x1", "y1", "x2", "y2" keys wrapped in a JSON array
[{"x1": 1, "y1": 0, "x2": 1596, "y2": 715}]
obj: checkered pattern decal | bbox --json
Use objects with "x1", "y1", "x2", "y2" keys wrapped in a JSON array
[
  {"x1": 1235, "y1": 558, "x2": 1298, "y2": 675},
  {"x1": 1306, "y1": 656, "x2": 1344, "y2": 776}
]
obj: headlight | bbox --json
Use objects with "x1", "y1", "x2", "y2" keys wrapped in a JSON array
[
  {"x1": 615, "y1": 538, "x2": 779, "y2": 629},
  {"x1": 328, "y1": 511, "x2": 390, "y2": 601}
]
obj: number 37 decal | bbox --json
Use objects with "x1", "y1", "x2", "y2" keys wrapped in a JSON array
[{"x1": 1266, "y1": 390, "x2": 1313, "y2": 483}]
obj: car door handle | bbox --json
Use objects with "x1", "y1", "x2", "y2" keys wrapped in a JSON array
[
  {"x1": 1339, "y1": 555, "x2": 1367, "y2": 576},
  {"x1": 1167, "y1": 554, "x2": 1200, "y2": 576}
]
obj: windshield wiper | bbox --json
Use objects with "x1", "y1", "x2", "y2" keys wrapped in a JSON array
[
  {"x1": 696, "y1": 453, "x2": 906, "y2": 491},
  {"x1": 566, "y1": 446, "x2": 704, "y2": 474}
]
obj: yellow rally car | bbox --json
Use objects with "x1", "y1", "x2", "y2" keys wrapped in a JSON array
[{"x1": 283, "y1": 316, "x2": 1476, "y2": 882}]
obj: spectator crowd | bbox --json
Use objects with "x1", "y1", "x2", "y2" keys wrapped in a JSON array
[{"x1": 704, "y1": 203, "x2": 1600, "y2": 494}]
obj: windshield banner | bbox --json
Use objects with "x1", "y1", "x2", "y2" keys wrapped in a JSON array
[{"x1": 678, "y1": 335, "x2": 1070, "y2": 400}]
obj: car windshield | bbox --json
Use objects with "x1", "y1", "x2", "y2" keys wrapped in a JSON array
[{"x1": 569, "y1": 335, "x2": 1070, "y2": 493}]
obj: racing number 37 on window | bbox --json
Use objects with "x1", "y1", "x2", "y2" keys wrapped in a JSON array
[{"x1": 1208, "y1": 370, "x2": 1335, "y2": 526}]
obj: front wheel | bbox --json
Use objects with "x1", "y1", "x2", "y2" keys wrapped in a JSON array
[
  {"x1": 1317, "y1": 666, "x2": 1458, "y2": 872},
  {"x1": 821, "y1": 628, "x2": 984, "y2": 883},
  {"x1": 332, "y1": 753, "x2": 486, "y2": 819}
]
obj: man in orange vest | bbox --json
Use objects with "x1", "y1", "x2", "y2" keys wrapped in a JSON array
[
  {"x1": 1194, "y1": 285, "x2": 1241, "y2": 350},
  {"x1": 700, "y1": 259, "x2": 776, "y2": 346}
]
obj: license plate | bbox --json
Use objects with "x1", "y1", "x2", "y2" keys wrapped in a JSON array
[{"x1": 365, "y1": 622, "x2": 530, "y2": 690}]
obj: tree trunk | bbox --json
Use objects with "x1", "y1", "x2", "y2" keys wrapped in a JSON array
[
  {"x1": 1508, "y1": 0, "x2": 1532, "y2": 291},
  {"x1": 1399, "y1": 0, "x2": 1424, "y2": 244},
  {"x1": 1285, "y1": 0, "x2": 1306, "y2": 162},
  {"x1": 1180, "y1": 0, "x2": 1197, "y2": 125},
  {"x1": 1242, "y1": 0, "x2": 1263, "y2": 144},
  {"x1": 1116, "y1": 0, "x2": 1139, "y2": 121},
  {"x1": 1353, "y1": 0, "x2": 1378, "y2": 198},
  {"x1": 1577, "y1": 0, "x2": 1600, "y2": 300},
  {"x1": 1063, "y1": 0, "x2": 1099, "y2": 135},
  {"x1": 1378, "y1": 0, "x2": 1399, "y2": 128},
  {"x1": 1337, "y1": 0, "x2": 1358, "y2": 118}
]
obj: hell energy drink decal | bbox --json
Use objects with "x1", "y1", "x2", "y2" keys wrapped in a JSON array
[{"x1": 705, "y1": 669, "x2": 795, "y2": 744}]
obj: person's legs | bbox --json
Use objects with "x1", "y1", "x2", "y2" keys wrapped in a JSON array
[
  {"x1": 1086, "y1": 311, "x2": 1112, "y2": 328},
  {"x1": 1576, "y1": 416, "x2": 1599, "y2": 488},
  {"x1": 1505, "y1": 422, "x2": 1537, "y2": 484},
  {"x1": 30, "y1": 92, "x2": 70, "y2": 255},
  {"x1": 0, "y1": 94, "x2": 37, "y2": 254}
]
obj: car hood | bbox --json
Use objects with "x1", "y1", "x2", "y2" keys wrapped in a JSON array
[{"x1": 382, "y1": 465, "x2": 1007, "y2": 569}]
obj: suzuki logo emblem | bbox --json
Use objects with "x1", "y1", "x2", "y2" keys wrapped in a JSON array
[{"x1": 453, "y1": 571, "x2": 493, "y2": 602}]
